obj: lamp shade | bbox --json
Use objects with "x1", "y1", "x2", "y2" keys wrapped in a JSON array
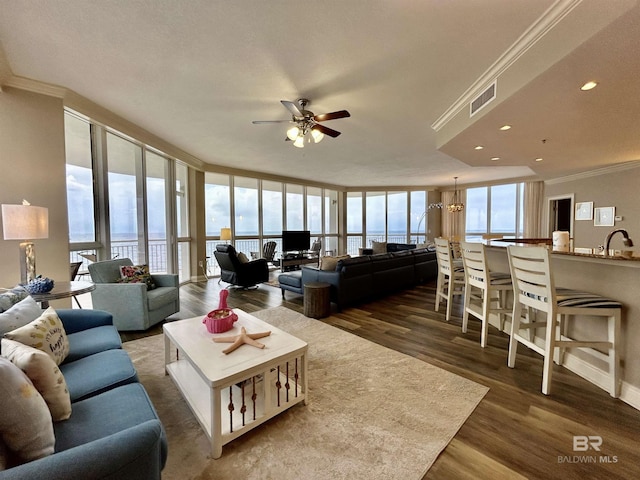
[
  {"x1": 220, "y1": 227, "x2": 232, "y2": 241},
  {"x1": 286, "y1": 126, "x2": 300, "y2": 141},
  {"x1": 2, "y1": 204, "x2": 49, "y2": 240}
]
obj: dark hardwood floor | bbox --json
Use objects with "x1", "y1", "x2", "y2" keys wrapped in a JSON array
[{"x1": 124, "y1": 272, "x2": 640, "y2": 480}]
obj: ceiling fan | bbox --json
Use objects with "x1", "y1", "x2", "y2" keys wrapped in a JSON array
[{"x1": 252, "y1": 98, "x2": 350, "y2": 147}]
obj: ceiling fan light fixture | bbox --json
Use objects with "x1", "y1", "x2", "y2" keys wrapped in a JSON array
[
  {"x1": 311, "y1": 128, "x2": 324, "y2": 143},
  {"x1": 293, "y1": 135, "x2": 305, "y2": 148},
  {"x1": 287, "y1": 126, "x2": 300, "y2": 141}
]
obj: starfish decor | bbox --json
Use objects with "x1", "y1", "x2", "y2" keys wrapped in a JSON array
[{"x1": 213, "y1": 327, "x2": 272, "y2": 354}]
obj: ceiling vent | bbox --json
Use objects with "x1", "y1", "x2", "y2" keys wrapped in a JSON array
[{"x1": 470, "y1": 81, "x2": 496, "y2": 117}]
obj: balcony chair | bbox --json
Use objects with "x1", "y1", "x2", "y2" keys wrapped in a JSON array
[
  {"x1": 507, "y1": 245, "x2": 621, "y2": 397},
  {"x1": 434, "y1": 237, "x2": 465, "y2": 322},
  {"x1": 214, "y1": 244, "x2": 269, "y2": 289},
  {"x1": 309, "y1": 239, "x2": 322, "y2": 258},
  {"x1": 69, "y1": 261, "x2": 84, "y2": 308},
  {"x1": 88, "y1": 258, "x2": 180, "y2": 331},
  {"x1": 459, "y1": 242, "x2": 512, "y2": 347},
  {"x1": 263, "y1": 241, "x2": 277, "y2": 263}
]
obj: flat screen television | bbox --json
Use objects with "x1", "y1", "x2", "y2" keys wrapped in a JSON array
[{"x1": 282, "y1": 230, "x2": 311, "y2": 252}]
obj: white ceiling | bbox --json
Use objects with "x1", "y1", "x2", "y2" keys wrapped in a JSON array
[{"x1": 1, "y1": 0, "x2": 639, "y2": 188}]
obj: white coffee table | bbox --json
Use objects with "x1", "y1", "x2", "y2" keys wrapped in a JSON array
[{"x1": 163, "y1": 309, "x2": 308, "y2": 458}]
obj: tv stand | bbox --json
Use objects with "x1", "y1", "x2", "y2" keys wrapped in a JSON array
[{"x1": 280, "y1": 251, "x2": 318, "y2": 271}]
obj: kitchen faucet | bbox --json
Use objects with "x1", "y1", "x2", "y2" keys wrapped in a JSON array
[{"x1": 604, "y1": 229, "x2": 634, "y2": 255}]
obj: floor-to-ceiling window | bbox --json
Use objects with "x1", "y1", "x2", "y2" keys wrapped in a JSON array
[
  {"x1": 286, "y1": 184, "x2": 304, "y2": 231},
  {"x1": 65, "y1": 110, "x2": 183, "y2": 278},
  {"x1": 365, "y1": 192, "x2": 386, "y2": 246},
  {"x1": 465, "y1": 183, "x2": 524, "y2": 241},
  {"x1": 347, "y1": 189, "x2": 430, "y2": 254},
  {"x1": 204, "y1": 173, "x2": 231, "y2": 276},
  {"x1": 410, "y1": 191, "x2": 427, "y2": 243},
  {"x1": 262, "y1": 180, "x2": 283, "y2": 254},
  {"x1": 234, "y1": 177, "x2": 259, "y2": 256},
  {"x1": 387, "y1": 191, "x2": 408, "y2": 243},
  {"x1": 106, "y1": 132, "x2": 143, "y2": 264},
  {"x1": 306, "y1": 186, "x2": 322, "y2": 248},
  {"x1": 65, "y1": 112, "x2": 98, "y2": 270},
  {"x1": 145, "y1": 151, "x2": 170, "y2": 273}
]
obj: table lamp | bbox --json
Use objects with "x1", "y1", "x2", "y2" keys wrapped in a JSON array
[
  {"x1": 2, "y1": 200, "x2": 49, "y2": 284},
  {"x1": 220, "y1": 227, "x2": 232, "y2": 243}
]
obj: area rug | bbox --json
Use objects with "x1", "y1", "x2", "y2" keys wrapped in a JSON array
[{"x1": 123, "y1": 306, "x2": 488, "y2": 480}]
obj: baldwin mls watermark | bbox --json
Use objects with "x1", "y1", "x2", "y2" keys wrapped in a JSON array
[{"x1": 557, "y1": 435, "x2": 618, "y2": 464}]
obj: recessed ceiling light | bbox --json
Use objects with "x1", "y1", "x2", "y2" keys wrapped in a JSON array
[
  {"x1": 581, "y1": 81, "x2": 598, "y2": 91},
  {"x1": 535, "y1": 158, "x2": 543, "y2": 162},
  {"x1": 499, "y1": 125, "x2": 511, "y2": 131},
  {"x1": 491, "y1": 157, "x2": 500, "y2": 161},
  {"x1": 474, "y1": 145, "x2": 484, "y2": 150}
]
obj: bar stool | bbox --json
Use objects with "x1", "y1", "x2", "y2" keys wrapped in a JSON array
[
  {"x1": 460, "y1": 242, "x2": 512, "y2": 347},
  {"x1": 434, "y1": 237, "x2": 465, "y2": 322},
  {"x1": 507, "y1": 246, "x2": 621, "y2": 397}
]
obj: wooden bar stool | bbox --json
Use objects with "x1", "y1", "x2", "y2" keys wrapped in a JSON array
[
  {"x1": 507, "y1": 246, "x2": 621, "y2": 397},
  {"x1": 434, "y1": 237, "x2": 465, "y2": 322},
  {"x1": 460, "y1": 242, "x2": 512, "y2": 347}
]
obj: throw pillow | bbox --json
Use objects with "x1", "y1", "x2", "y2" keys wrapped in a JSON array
[
  {"x1": 0, "y1": 296, "x2": 43, "y2": 336},
  {"x1": 237, "y1": 252, "x2": 250, "y2": 263},
  {"x1": 1, "y1": 339, "x2": 71, "y2": 422},
  {"x1": 0, "y1": 286, "x2": 29, "y2": 313},
  {"x1": 118, "y1": 264, "x2": 157, "y2": 290},
  {"x1": 319, "y1": 255, "x2": 350, "y2": 271},
  {"x1": 371, "y1": 241, "x2": 387, "y2": 254},
  {"x1": 0, "y1": 357, "x2": 55, "y2": 463},
  {"x1": 4, "y1": 307, "x2": 70, "y2": 366}
]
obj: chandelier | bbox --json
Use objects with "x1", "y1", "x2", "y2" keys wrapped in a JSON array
[{"x1": 446, "y1": 177, "x2": 464, "y2": 213}]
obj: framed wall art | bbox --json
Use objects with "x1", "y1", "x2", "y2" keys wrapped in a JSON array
[
  {"x1": 594, "y1": 206, "x2": 615, "y2": 227},
  {"x1": 575, "y1": 201, "x2": 593, "y2": 221}
]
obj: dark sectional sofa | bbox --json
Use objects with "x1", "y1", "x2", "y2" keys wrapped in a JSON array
[{"x1": 289, "y1": 246, "x2": 437, "y2": 310}]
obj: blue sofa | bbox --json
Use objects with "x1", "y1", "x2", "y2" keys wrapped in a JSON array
[{"x1": 0, "y1": 309, "x2": 167, "y2": 480}]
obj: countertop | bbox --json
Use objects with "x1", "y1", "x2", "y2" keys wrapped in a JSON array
[{"x1": 485, "y1": 239, "x2": 640, "y2": 264}]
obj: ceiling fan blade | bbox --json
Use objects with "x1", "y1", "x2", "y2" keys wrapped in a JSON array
[
  {"x1": 281, "y1": 100, "x2": 304, "y2": 117},
  {"x1": 312, "y1": 124, "x2": 341, "y2": 138},
  {"x1": 252, "y1": 120, "x2": 293, "y2": 124},
  {"x1": 313, "y1": 110, "x2": 350, "y2": 122}
]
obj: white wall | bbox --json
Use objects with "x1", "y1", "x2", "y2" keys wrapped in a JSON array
[
  {"x1": 0, "y1": 88, "x2": 69, "y2": 289},
  {"x1": 545, "y1": 164, "x2": 640, "y2": 249}
]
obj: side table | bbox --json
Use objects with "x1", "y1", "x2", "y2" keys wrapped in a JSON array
[
  {"x1": 30, "y1": 280, "x2": 95, "y2": 309},
  {"x1": 303, "y1": 282, "x2": 331, "y2": 319}
]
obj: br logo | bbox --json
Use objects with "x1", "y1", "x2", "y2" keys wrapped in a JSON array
[{"x1": 573, "y1": 435, "x2": 602, "y2": 452}]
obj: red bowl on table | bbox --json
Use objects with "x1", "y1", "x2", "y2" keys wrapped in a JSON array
[{"x1": 203, "y1": 308, "x2": 238, "y2": 333}]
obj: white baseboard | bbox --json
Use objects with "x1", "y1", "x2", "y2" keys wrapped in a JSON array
[
  {"x1": 562, "y1": 351, "x2": 640, "y2": 411},
  {"x1": 190, "y1": 274, "x2": 208, "y2": 283},
  {"x1": 499, "y1": 320, "x2": 640, "y2": 411}
]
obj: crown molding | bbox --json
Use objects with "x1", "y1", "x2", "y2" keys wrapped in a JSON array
[
  {"x1": 431, "y1": 0, "x2": 582, "y2": 132},
  {"x1": 3, "y1": 75, "x2": 67, "y2": 98},
  {"x1": 544, "y1": 161, "x2": 640, "y2": 185}
]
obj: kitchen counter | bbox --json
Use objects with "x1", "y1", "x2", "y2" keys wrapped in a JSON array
[
  {"x1": 483, "y1": 242, "x2": 640, "y2": 407},
  {"x1": 486, "y1": 239, "x2": 640, "y2": 267}
]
